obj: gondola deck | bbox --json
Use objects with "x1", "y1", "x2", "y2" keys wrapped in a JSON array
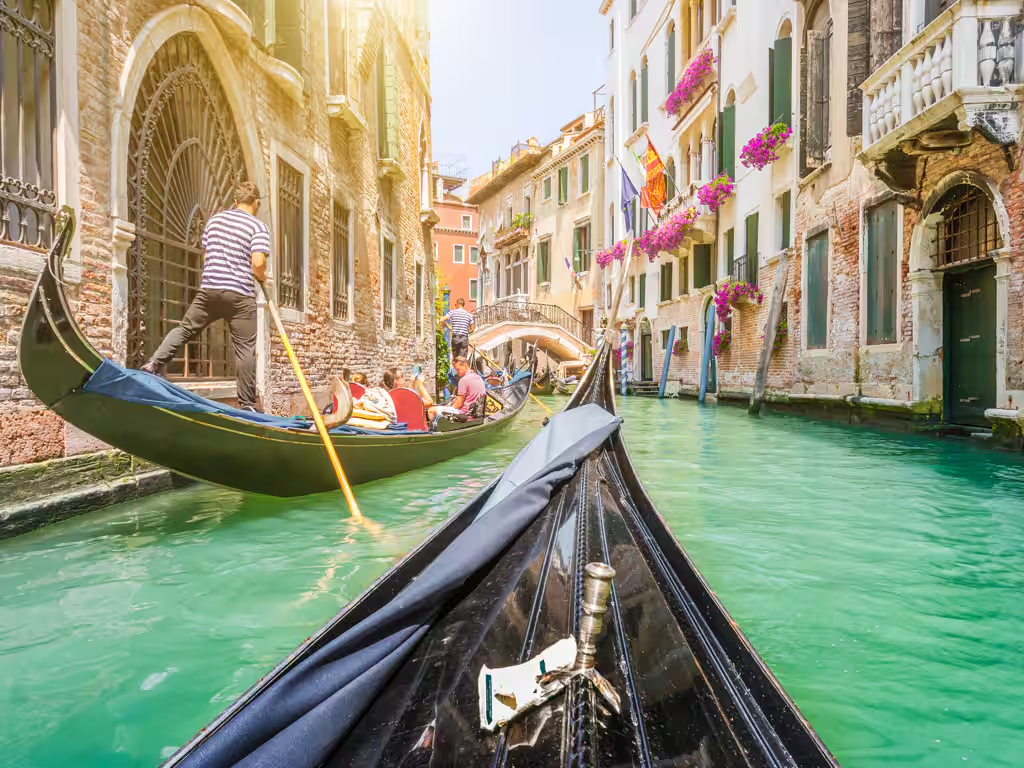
[
  {"x1": 159, "y1": 312, "x2": 839, "y2": 766},
  {"x1": 18, "y1": 209, "x2": 532, "y2": 497}
]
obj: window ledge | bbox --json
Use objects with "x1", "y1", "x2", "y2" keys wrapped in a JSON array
[
  {"x1": 861, "y1": 342, "x2": 902, "y2": 353},
  {"x1": 765, "y1": 247, "x2": 794, "y2": 266},
  {"x1": 716, "y1": 6, "x2": 737, "y2": 34},
  {"x1": 578, "y1": 190, "x2": 592, "y2": 200},
  {"x1": 798, "y1": 161, "x2": 832, "y2": 190},
  {"x1": 327, "y1": 95, "x2": 368, "y2": 131},
  {"x1": 802, "y1": 348, "x2": 832, "y2": 358},
  {"x1": 257, "y1": 50, "x2": 304, "y2": 103},
  {"x1": 657, "y1": 299, "x2": 673, "y2": 307},
  {"x1": 280, "y1": 307, "x2": 306, "y2": 324},
  {"x1": 331, "y1": 318, "x2": 354, "y2": 331},
  {"x1": 625, "y1": 123, "x2": 649, "y2": 148}
]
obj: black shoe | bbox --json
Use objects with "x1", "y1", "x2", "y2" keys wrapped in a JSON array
[{"x1": 141, "y1": 360, "x2": 167, "y2": 377}]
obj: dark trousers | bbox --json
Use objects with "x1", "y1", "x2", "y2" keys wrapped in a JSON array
[
  {"x1": 150, "y1": 288, "x2": 258, "y2": 409},
  {"x1": 451, "y1": 333, "x2": 469, "y2": 360}
]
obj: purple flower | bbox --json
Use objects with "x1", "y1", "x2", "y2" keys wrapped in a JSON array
[
  {"x1": 739, "y1": 122, "x2": 793, "y2": 171},
  {"x1": 665, "y1": 48, "x2": 716, "y2": 117}
]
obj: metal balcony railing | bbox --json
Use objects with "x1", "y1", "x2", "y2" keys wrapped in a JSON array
[
  {"x1": 474, "y1": 301, "x2": 595, "y2": 347},
  {"x1": 731, "y1": 255, "x2": 758, "y2": 286}
]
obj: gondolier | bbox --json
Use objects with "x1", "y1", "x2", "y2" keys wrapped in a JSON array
[
  {"x1": 140, "y1": 182, "x2": 270, "y2": 411},
  {"x1": 442, "y1": 298, "x2": 474, "y2": 360}
]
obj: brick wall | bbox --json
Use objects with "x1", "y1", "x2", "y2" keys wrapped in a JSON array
[{"x1": 0, "y1": 0, "x2": 436, "y2": 468}]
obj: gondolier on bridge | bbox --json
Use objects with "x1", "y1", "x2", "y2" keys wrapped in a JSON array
[
  {"x1": 141, "y1": 181, "x2": 269, "y2": 411},
  {"x1": 442, "y1": 298, "x2": 474, "y2": 360}
]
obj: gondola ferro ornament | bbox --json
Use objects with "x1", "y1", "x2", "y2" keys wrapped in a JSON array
[{"x1": 478, "y1": 562, "x2": 620, "y2": 731}]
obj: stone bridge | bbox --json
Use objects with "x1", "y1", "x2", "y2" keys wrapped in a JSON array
[{"x1": 471, "y1": 301, "x2": 595, "y2": 363}]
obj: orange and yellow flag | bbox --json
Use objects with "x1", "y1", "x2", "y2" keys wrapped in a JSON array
[{"x1": 640, "y1": 139, "x2": 667, "y2": 216}]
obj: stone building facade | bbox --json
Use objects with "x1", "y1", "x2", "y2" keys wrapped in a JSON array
[{"x1": 0, "y1": 0, "x2": 436, "y2": 472}]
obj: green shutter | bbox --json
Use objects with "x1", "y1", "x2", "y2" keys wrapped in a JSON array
[
  {"x1": 745, "y1": 212, "x2": 759, "y2": 285},
  {"x1": 558, "y1": 167, "x2": 568, "y2": 204},
  {"x1": 720, "y1": 104, "x2": 736, "y2": 181},
  {"x1": 667, "y1": 28, "x2": 676, "y2": 92},
  {"x1": 773, "y1": 36, "x2": 793, "y2": 126},
  {"x1": 726, "y1": 228, "x2": 735, "y2": 275},
  {"x1": 581, "y1": 155, "x2": 589, "y2": 193},
  {"x1": 679, "y1": 256, "x2": 688, "y2": 295},
  {"x1": 661, "y1": 262, "x2": 673, "y2": 301},
  {"x1": 641, "y1": 63, "x2": 649, "y2": 123},
  {"x1": 694, "y1": 244, "x2": 712, "y2": 288},
  {"x1": 639, "y1": 273, "x2": 647, "y2": 308},
  {"x1": 584, "y1": 224, "x2": 592, "y2": 271},
  {"x1": 768, "y1": 47, "x2": 775, "y2": 126},
  {"x1": 867, "y1": 201, "x2": 898, "y2": 344},
  {"x1": 629, "y1": 275, "x2": 636, "y2": 303},
  {"x1": 807, "y1": 233, "x2": 829, "y2": 349},
  {"x1": 781, "y1": 190, "x2": 791, "y2": 248},
  {"x1": 573, "y1": 228, "x2": 582, "y2": 273}
]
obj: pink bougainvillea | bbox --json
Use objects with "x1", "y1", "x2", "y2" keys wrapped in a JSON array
[
  {"x1": 713, "y1": 329, "x2": 732, "y2": 356},
  {"x1": 636, "y1": 206, "x2": 699, "y2": 261},
  {"x1": 696, "y1": 173, "x2": 734, "y2": 212},
  {"x1": 613, "y1": 340, "x2": 634, "y2": 365},
  {"x1": 672, "y1": 337, "x2": 689, "y2": 357},
  {"x1": 713, "y1": 281, "x2": 764, "y2": 323},
  {"x1": 595, "y1": 239, "x2": 629, "y2": 269},
  {"x1": 665, "y1": 48, "x2": 716, "y2": 117},
  {"x1": 739, "y1": 122, "x2": 793, "y2": 171}
]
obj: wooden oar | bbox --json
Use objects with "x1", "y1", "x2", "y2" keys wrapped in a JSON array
[
  {"x1": 471, "y1": 344, "x2": 553, "y2": 415},
  {"x1": 260, "y1": 284, "x2": 363, "y2": 519}
]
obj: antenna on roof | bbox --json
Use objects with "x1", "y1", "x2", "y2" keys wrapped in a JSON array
[{"x1": 593, "y1": 85, "x2": 606, "y2": 115}]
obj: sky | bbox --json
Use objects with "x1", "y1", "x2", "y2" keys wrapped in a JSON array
[{"x1": 430, "y1": 0, "x2": 608, "y2": 183}]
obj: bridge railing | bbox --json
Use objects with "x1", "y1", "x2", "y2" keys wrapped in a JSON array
[{"x1": 474, "y1": 301, "x2": 595, "y2": 347}]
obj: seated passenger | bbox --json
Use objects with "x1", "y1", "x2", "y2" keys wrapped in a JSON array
[
  {"x1": 383, "y1": 366, "x2": 434, "y2": 409},
  {"x1": 352, "y1": 372, "x2": 368, "y2": 386},
  {"x1": 428, "y1": 356, "x2": 486, "y2": 422}
]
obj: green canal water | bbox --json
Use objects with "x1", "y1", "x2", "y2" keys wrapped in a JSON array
[{"x1": 2, "y1": 398, "x2": 1023, "y2": 767}]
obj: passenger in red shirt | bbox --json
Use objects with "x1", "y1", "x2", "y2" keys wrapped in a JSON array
[{"x1": 428, "y1": 356, "x2": 487, "y2": 422}]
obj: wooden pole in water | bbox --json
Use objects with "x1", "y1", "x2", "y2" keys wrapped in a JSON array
[
  {"x1": 749, "y1": 252, "x2": 790, "y2": 416},
  {"x1": 260, "y1": 284, "x2": 363, "y2": 518}
]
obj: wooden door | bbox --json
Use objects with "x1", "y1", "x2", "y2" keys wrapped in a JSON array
[
  {"x1": 641, "y1": 329, "x2": 654, "y2": 381},
  {"x1": 945, "y1": 265, "x2": 996, "y2": 426}
]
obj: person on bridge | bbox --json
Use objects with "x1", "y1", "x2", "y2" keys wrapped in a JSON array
[
  {"x1": 442, "y1": 298, "x2": 474, "y2": 360},
  {"x1": 140, "y1": 181, "x2": 269, "y2": 412}
]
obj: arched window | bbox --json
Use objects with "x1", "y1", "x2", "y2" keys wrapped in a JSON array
[
  {"x1": 631, "y1": 71, "x2": 638, "y2": 132},
  {"x1": 494, "y1": 257, "x2": 502, "y2": 298},
  {"x1": 641, "y1": 57, "x2": 649, "y2": 124},
  {"x1": 666, "y1": 22, "x2": 677, "y2": 93},
  {"x1": 935, "y1": 184, "x2": 1002, "y2": 268}
]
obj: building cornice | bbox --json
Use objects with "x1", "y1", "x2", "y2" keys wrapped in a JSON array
[
  {"x1": 532, "y1": 131, "x2": 604, "y2": 179},
  {"x1": 434, "y1": 227, "x2": 479, "y2": 236}
]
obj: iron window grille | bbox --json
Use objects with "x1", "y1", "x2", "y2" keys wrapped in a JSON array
[
  {"x1": 332, "y1": 203, "x2": 350, "y2": 320},
  {"x1": 935, "y1": 185, "x2": 1002, "y2": 269},
  {"x1": 382, "y1": 236, "x2": 395, "y2": 330},
  {"x1": 277, "y1": 158, "x2": 305, "y2": 310}
]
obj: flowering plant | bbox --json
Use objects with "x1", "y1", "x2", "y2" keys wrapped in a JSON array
[
  {"x1": 596, "y1": 239, "x2": 629, "y2": 269},
  {"x1": 739, "y1": 122, "x2": 793, "y2": 171},
  {"x1": 696, "y1": 173, "x2": 734, "y2": 212},
  {"x1": 713, "y1": 281, "x2": 764, "y2": 323},
  {"x1": 636, "y1": 206, "x2": 699, "y2": 261},
  {"x1": 761, "y1": 316, "x2": 789, "y2": 354},
  {"x1": 713, "y1": 329, "x2": 732, "y2": 356},
  {"x1": 665, "y1": 48, "x2": 716, "y2": 117},
  {"x1": 613, "y1": 340, "x2": 635, "y2": 365},
  {"x1": 672, "y1": 337, "x2": 689, "y2": 357}
]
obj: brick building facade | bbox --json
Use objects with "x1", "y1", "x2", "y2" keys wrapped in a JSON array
[{"x1": 0, "y1": 0, "x2": 437, "y2": 472}]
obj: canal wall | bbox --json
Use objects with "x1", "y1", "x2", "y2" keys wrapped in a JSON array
[{"x1": 0, "y1": 450, "x2": 191, "y2": 540}]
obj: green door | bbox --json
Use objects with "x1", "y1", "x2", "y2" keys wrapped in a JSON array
[
  {"x1": 641, "y1": 329, "x2": 654, "y2": 381},
  {"x1": 945, "y1": 265, "x2": 996, "y2": 426}
]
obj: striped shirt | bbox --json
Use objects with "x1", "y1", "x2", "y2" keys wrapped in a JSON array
[
  {"x1": 200, "y1": 208, "x2": 271, "y2": 297},
  {"x1": 444, "y1": 307, "x2": 474, "y2": 336}
]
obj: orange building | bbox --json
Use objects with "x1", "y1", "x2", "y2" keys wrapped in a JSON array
[{"x1": 432, "y1": 164, "x2": 480, "y2": 310}]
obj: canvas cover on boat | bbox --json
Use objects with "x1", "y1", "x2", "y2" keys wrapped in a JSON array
[
  {"x1": 81, "y1": 359, "x2": 415, "y2": 434},
  {"x1": 174, "y1": 407, "x2": 621, "y2": 768}
]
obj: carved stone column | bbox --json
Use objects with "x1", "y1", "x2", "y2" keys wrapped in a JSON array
[
  {"x1": 908, "y1": 269, "x2": 944, "y2": 404},
  {"x1": 110, "y1": 217, "x2": 136, "y2": 365}
]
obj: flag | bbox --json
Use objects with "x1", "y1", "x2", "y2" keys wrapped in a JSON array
[
  {"x1": 619, "y1": 161, "x2": 640, "y2": 233},
  {"x1": 642, "y1": 139, "x2": 667, "y2": 216},
  {"x1": 564, "y1": 257, "x2": 582, "y2": 290}
]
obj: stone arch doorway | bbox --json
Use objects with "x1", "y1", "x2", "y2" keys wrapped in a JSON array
[
  {"x1": 638, "y1": 316, "x2": 654, "y2": 382},
  {"x1": 126, "y1": 32, "x2": 247, "y2": 377},
  {"x1": 910, "y1": 174, "x2": 1011, "y2": 426}
]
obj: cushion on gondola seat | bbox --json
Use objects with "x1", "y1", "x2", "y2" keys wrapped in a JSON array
[{"x1": 388, "y1": 388, "x2": 428, "y2": 432}]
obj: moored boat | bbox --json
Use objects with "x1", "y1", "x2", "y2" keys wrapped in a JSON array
[
  {"x1": 553, "y1": 359, "x2": 587, "y2": 395},
  {"x1": 161, "y1": 313, "x2": 839, "y2": 766},
  {"x1": 532, "y1": 365, "x2": 556, "y2": 395},
  {"x1": 18, "y1": 209, "x2": 533, "y2": 497}
]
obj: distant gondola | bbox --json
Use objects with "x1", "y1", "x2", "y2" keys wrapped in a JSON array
[
  {"x1": 161, "y1": 300, "x2": 839, "y2": 766},
  {"x1": 18, "y1": 210, "x2": 532, "y2": 497},
  {"x1": 532, "y1": 365, "x2": 555, "y2": 395}
]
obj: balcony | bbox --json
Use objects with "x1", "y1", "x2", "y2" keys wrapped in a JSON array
[
  {"x1": 861, "y1": 1, "x2": 1022, "y2": 169},
  {"x1": 466, "y1": 141, "x2": 544, "y2": 204},
  {"x1": 494, "y1": 214, "x2": 533, "y2": 250}
]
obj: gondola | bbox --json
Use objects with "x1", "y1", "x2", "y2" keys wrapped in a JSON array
[
  {"x1": 18, "y1": 209, "x2": 532, "y2": 497},
  {"x1": 532, "y1": 365, "x2": 555, "y2": 395},
  {"x1": 161, "y1": 276, "x2": 839, "y2": 766}
]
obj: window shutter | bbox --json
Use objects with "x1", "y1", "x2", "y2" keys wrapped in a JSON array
[
  {"x1": 581, "y1": 155, "x2": 589, "y2": 193},
  {"x1": 773, "y1": 36, "x2": 792, "y2": 126},
  {"x1": 641, "y1": 63, "x2": 649, "y2": 123},
  {"x1": 694, "y1": 244, "x2": 712, "y2": 288},
  {"x1": 869, "y1": 0, "x2": 903, "y2": 74},
  {"x1": 781, "y1": 191, "x2": 791, "y2": 248},
  {"x1": 385, "y1": 64, "x2": 399, "y2": 159},
  {"x1": 639, "y1": 273, "x2": 647, "y2": 308},
  {"x1": 807, "y1": 234, "x2": 829, "y2": 349},
  {"x1": 275, "y1": 0, "x2": 302, "y2": 71},
  {"x1": 661, "y1": 262, "x2": 673, "y2": 301},
  {"x1": 573, "y1": 228, "x2": 582, "y2": 273},
  {"x1": 726, "y1": 227, "x2": 735, "y2": 274},
  {"x1": 679, "y1": 256, "x2": 688, "y2": 294},
  {"x1": 867, "y1": 201, "x2": 898, "y2": 344},
  {"x1": 719, "y1": 104, "x2": 736, "y2": 181},
  {"x1": 848, "y1": 0, "x2": 871, "y2": 136},
  {"x1": 745, "y1": 212, "x2": 759, "y2": 284},
  {"x1": 667, "y1": 27, "x2": 677, "y2": 92},
  {"x1": 804, "y1": 31, "x2": 826, "y2": 173},
  {"x1": 768, "y1": 46, "x2": 775, "y2": 125},
  {"x1": 632, "y1": 76, "x2": 638, "y2": 132}
]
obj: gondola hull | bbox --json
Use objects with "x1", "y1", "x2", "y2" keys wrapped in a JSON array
[
  {"x1": 18, "y1": 210, "x2": 532, "y2": 497},
  {"x1": 164, "y1": 321, "x2": 839, "y2": 766}
]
